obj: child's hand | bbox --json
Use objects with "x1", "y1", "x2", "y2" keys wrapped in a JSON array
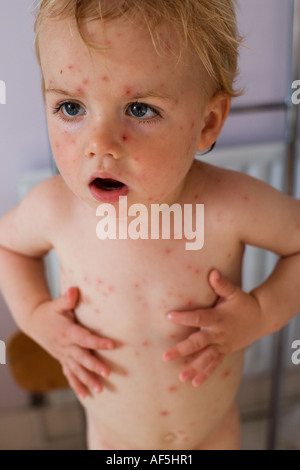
[
  {"x1": 163, "y1": 269, "x2": 266, "y2": 386},
  {"x1": 30, "y1": 287, "x2": 114, "y2": 398}
]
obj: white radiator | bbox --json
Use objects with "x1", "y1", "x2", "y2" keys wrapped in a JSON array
[{"x1": 18, "y1": 141, "x2": 300, "y2": 377}]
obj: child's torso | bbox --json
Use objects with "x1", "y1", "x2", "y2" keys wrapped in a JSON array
[{"x1": 54, "y1": 177, "x2": 245, "y2": 450}]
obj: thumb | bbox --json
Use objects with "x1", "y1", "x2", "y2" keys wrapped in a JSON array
[
  {"x1": 208, "y1": 269, "x2": 237, "y2": 300},
  {"x1": 54, "y1": 286, "x2": 80, "y2": 314}
]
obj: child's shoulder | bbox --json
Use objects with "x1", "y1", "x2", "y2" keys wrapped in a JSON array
[
  {"x1": 22, "y1": 174, "x2": 75, "y2": 213},
  {"x1": 191, "y1": 160, "x2": 273, "y2": 202}
]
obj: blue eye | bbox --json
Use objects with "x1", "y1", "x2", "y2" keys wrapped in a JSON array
[
  {"x1": 127, "y1": 102, "x2": 158, "y2": 120},
  {"x1": 53, "y1": 101, "x2": 85, "y2": 120},
  {"x1": 61, "y1": 102, "x2": 85, "y2": 118}
]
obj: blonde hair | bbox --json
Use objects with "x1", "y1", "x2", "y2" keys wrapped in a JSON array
[{"x1": 34, "y1": 0, "x2": 242, "y2": 97}]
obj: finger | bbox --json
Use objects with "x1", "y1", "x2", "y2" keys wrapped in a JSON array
[
  {"x1": 63, "y1": 365, "x2": 88, "y2": 399},
  {"x1": 208, "y1": 269, "x2": 237, "y2": 300},
  {"x1": 163, "y1": 330, "x2": 210, "y2": 361},
  {"x1": 54, "y1": 286, "x2": 80, "y2": 313},
  {"x1": 167, "y1": 310, "x2": 212, "y2": 328},
  {"x1": 69, "y1": 324, "x2": 115, "y2": 350},
  {"x1": 71, "y1": 346, "x2": 111, "y2": 378},
  {"x1": 67, "y1": 358, "x2": 103, "y2": 395},
  {"x1": 192, "y1": 356, "x2": 224, "y2": 387},
  {"x1": 179, "y1": 346, "x2": 223, "y2": 383}
]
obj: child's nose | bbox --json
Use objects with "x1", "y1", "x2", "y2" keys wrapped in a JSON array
[{"x1": 84, "y1": 119, "x2": 124, "y2": 160}]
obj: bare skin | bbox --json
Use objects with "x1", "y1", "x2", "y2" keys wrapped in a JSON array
[{"x1": 1, "y1": 16, "x2": 300, "y2": 450}]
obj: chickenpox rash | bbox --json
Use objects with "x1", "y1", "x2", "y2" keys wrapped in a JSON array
[
  {"x1": 67, "y1": 64, "x2": 74, "y2": 70},
  {"x1": 168, "y1": 385, "x2": 178, "y2": 392},
  {"x1": 160, "y1": 411, "x2": 169, "y2": 416},
  {"x1": 102, "y1": 75, "x2": 109, "y2": 82},
  {"x1": 222, "y1": 369, "x2": 230, "y2": 379},
  {"x1": 82, "y1": 78, "x2": 89, "y2": 85}
]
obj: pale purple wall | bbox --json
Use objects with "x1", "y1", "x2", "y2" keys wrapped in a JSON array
[{"x1": 0, "y1": 0, "x2": 297, "y2": 409}]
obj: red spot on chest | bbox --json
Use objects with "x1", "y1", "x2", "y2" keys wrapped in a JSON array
[
  {"x1": 160, "y1": 411, "x2": 169, "y2": 416},
  {"x1": 168, "y1": 385, "x2": 178, "y2": 393}
]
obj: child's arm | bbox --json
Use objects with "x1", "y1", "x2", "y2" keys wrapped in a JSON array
[
  {"x1": 163, "y1": 170, "x2": 300, "y2": 386},
  {"x1": 0, "y1": 177, "x2": 114, "y2": 398}
]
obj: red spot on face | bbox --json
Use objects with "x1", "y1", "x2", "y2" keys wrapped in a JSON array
[
  {"x1": 76, "y1": 86, "x2": 84, "y2": 94},
  {"x1": 108, "y1": 285, "x2": 115, "y2": 292},
  {"x1": 94, "y1": 308, "x2": 101, "y2": 314},
  {"x1": 67, "y1": 64, "x2": 74, "y2": 70},
  {"x1": 134, "y1": 283, "x2": 140, "y2": 289},
  {"x1": 82, "y1": 78, "x2": 89, "y2": 85},
  {"x1": 243, "y1": 195, "x2": 249, "y2": 201},
  {"x1": 160, "y1": 411, "x2": 169, "y2": 416},
  {"x1": 169, "y1": 334, "x2": 177, "y2": 339},
  {"x1": 124, "y1": 88, "x2": 132, "y2": 96},
  {"x1": 133, "y1": 156, "x2": 140, "y2": 162},
  {"x1": 142, "y1": 340, "x2": 149, "y2": 347},
  {"x1": 121, "y1": 134, "x2": 128, "y2": 142},
  {"x1": 168, "y1": 385, "x2": 178, "y2": 392},
  {"x1": 102, "y1": 75, "x2": 109, "y2": 82}
]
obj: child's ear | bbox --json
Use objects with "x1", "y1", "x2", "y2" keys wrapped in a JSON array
[{"x1": 197, "y1": 93, "x2": 231, "y2": 152}]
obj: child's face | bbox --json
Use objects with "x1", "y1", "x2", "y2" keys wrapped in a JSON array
[{"x1": 39, "y1": 16, "x2": 214, "y2": 209}]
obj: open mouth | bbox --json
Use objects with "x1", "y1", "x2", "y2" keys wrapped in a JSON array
[
  {"x1": 92, "y1": 178, "x2": 125, "y2": 191},
  {"x1": 89, "y1": 177, "x2": 129, "y2": 203}
]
